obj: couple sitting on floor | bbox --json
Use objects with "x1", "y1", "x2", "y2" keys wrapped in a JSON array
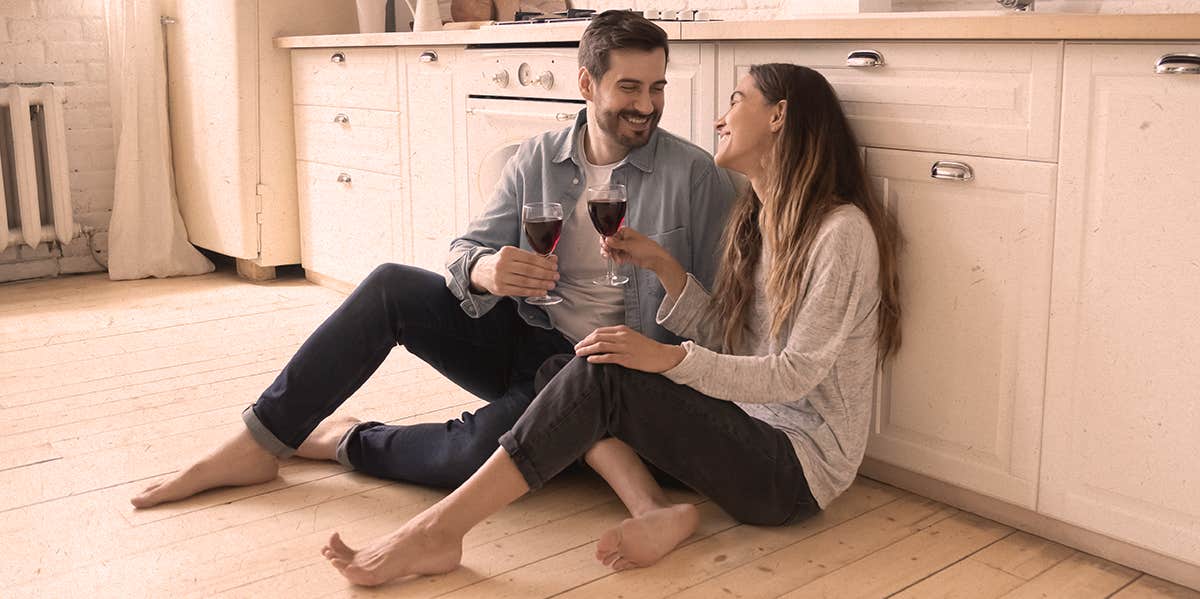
[{"x1": 131, "y1": 10, "x2": 902, "y2": 588}]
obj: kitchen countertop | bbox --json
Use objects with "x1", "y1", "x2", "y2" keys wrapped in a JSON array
[{"x1": 275, "y1": 12, "x2": 1200, "y2": 48}]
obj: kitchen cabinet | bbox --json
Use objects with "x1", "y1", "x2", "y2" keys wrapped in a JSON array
[
  {"x1": 295, "y1": 161, "x2": 397, "y2": 287},
  {"x1": 715, "y1": 41, "x2": 1062, "y2": 161},
  {"x1": 1039, "y1": 43, "x2": 1200, "y2": 566},
  {"x1": 166, "y1": 0, "x2": 357, "y2": 279},
  {"x1": 291, "y1": 47, "x2": 406, "y2": 290},
  {"x1": 718, "y1": 41, "x2": 1061, "y2": 509},
  {"x1": 404, "y1": 47, "x2": 464, "y2": 273},
  {"x1": 865, "y1": 148, "x2": 1055, "y2": 509}
]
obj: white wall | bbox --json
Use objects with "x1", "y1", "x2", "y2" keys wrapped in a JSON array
[{"x1": 1, "y1": 0, "x2": 111, "y2": 282}]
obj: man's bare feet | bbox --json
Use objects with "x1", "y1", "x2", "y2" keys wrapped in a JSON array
[
  {"x1": 296, "y1": 416, "x2": 361, "y2": 461},
  {"x1": 595, "y1": 503, "x2": 699, "y2": 571},
  {"x1": 130, "y1": 428, "x2": 279, "y2": 509},
  {"x1": 321, "y1": 517, "x2": 464, "y2": 586}
]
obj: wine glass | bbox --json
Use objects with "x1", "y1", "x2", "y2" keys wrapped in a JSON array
[
  {"x1": 586, "y1": 183, "x2": 629, "y2": 286},
  {"x1": 522, "y1": 202, "x2": 564, "y2": 305}
]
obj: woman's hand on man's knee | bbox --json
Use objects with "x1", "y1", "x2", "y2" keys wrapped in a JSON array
[{"x1": 574, "y1": 325, "x2": 687, "y2": 373}]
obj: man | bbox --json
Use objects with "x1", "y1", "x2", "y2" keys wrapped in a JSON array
[{"x1": 131, "y1": 11, "x2": 735, "y2": 508}]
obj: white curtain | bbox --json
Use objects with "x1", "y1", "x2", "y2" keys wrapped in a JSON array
[{"x1": 104, "y1": 0, "x2": 213, "y2": 280}]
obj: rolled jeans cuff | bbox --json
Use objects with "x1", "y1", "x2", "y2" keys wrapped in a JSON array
[
  {"x1": 498, "y1": 430, "x2": 548, "y2": 491},
  {"x1": 241, "y1": 405, "x2": 297, "y2": 458},
  {"x1": 334, "y1": 421, "x2": 384, "y2": 469}
]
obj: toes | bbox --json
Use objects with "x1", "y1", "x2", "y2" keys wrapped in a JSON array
[
  {"x1": 596, "y1": 527, "x2": 621, "y2": 554},
  {"x1": 131, "y1": 484, "x2": 164, "y2": 508},
  {"x1": 601, "y1": 551, "x2": 621, "y2": 567},
  {"x1": 329, "y1": 532, "x2": 356, "y2": 558},
  {"x1": 613, "y1": 558, "x2": 637, "y2": 571}
]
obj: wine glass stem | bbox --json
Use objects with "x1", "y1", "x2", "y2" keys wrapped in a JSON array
[{"x1": 605, "y1": 239, "x2": 615, "y2": 282}]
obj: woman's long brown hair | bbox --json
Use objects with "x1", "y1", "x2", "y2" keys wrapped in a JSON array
[{"x1": 710, "y1": 64, "x2": 902, "y2": 361}]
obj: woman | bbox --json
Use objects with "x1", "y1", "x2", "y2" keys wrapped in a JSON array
[{"x1": 319, "y1": 63, "x2": 902, "y2": 587}]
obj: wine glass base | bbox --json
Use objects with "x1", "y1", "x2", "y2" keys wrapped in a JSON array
[
  {"x1": 526, "y1": 295, "x2": 563, "y2": 305},
  {"x1": 592, "y1": 275, "x2": 629, "y2": 287}
]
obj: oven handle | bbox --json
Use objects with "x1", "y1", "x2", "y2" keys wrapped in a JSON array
[{"x1": 466, "y1": 107, "x2": 577, "y2": 121}]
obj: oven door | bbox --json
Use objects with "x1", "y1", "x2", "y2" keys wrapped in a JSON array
[{"x1": 464, "y1": 96, "x2": 584, "y2": 220}]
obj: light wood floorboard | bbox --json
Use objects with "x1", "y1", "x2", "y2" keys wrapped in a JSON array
[{"x1": 0, "y1": 269, "x2": 1189, "y2": 598}]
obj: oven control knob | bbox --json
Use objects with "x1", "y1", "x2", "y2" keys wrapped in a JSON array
[
  {"x1": 536, "y1": 71, "x2": 554, "y2": 90},
  {"x1": 491, "y1": 70, "x2": 510, "y2": 87}
]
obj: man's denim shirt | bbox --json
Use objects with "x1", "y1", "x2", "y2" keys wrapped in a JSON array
[{"x1": 444, "y1": 109, "x2": 736, "y2": 344}]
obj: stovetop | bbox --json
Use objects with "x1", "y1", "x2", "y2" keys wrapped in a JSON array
[{"x1": 490, "y1": 8, "x2": 718, "y2": 26}]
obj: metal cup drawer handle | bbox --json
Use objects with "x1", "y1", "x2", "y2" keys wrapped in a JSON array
[
  {"x1": 846, "y1": 50, "x2": 884, "y2": 68},
  {"x1": 931, "y1": 161, "x2": 974, "y2": 182},
  {"x1": 337, "y1": 173, "x2": 352, "y2": 184},
  {"x1": 330, "y1": 52, "x2": 346, "y2": 64},
  {"x1": 333, "y1": 113, "x2": 350, "y2": 124},
  {"x1": 1155, "y1": 53, "x2": 1200, "y2": 75}
]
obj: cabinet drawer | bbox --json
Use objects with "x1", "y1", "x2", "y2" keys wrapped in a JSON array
[
  {"x1": 294, "y1": 105, "x2": 401, "y2": 175},
  {"x1": 292, "y1": 48, "x2": 399, "y2": 110},
  {"x1": 865, "y1": 147, "x2": 1056, "y2": 508},
  {"x1": 718, "y1": 42, "x2": 1062, "y2": 161},
  {"x1": 296, "y1": 161, "x2": 398, "y2": 287}
]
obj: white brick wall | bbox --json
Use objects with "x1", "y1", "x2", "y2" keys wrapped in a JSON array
[
  {"x1": 1, "y1": 0, "x2": 111, "y2": 282},
  {"x1": 587, "y1": 0, "x2": 1200, "y2": 18}
]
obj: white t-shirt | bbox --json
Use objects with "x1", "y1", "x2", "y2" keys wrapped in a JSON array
[{"x1": 543, "y1": 136, "x2": 626, "y2": 343}]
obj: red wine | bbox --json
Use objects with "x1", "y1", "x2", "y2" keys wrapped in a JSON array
[
  {"x1": 588, "y1": 200, "x2": 626, "y2": 237},
  {"x1": 524, "y1": 216, "x2": 563, "y2": 255}
]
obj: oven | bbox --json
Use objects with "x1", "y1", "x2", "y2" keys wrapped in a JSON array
[{"x1": 460, "y1": 44, "x2": 692, "y2": 221}]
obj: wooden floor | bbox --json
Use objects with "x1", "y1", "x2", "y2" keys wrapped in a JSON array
[{"x1": 2, "y1": 268, "x2": 1197, "y2": 599}]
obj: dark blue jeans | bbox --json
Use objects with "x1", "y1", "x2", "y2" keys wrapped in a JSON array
[
  {"x1": 500, "y1": 355, "x2": 821, "y2": 526},
  {"x1": 243, "y1": 263, "x2": 573, "y2": 488}
]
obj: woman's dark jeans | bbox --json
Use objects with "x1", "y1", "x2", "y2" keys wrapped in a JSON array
[
  {"x1": 242, "y1": 263, "x2": 573, "y2": 488},
  {"x1": 500, "y1": 355, "x2": 820, "y2": 526}
]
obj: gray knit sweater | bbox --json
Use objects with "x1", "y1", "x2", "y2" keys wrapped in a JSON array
[{"x1": 657, "y1": 205, "x2": 882, "y2": 508}]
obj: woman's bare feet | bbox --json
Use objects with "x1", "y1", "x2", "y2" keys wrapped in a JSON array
[
  {"x1": 130, "y1": 428, "x2": 279, "y2": 508},
  {"x1": 321, "y1": 516, "x2": 464, "y2": 586},
  {"x1": 296, "y1": 415, "x2": 361, "y2": 461},
  {"x1": 595, "y1": 503, "x2": 699, "y2": 571}
]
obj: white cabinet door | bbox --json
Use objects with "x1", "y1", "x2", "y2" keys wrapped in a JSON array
[
  {"x1": 167, "y1": 0, "x2": 260, "y2": 260},
  {"x1": 1040, "y1": 43, "x2": 1200, "y2": 566},
  {"x1": 296, "y1": 161, "x2": 397, "y2": 288},
  {"x1": 661, "y1": 43, "x2": 718, "y2": 154},
  {"x1": 865, "y1": 147, "x2": 1056, "y2": 509},
  {"x1": 403, "y1": 47, "x2": 459, "y2": 273}
]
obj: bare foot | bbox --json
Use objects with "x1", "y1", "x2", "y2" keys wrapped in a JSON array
[
  {"x1": 595, "y1": 503, "x2": 699, "y2": 571},
  {"x1": 321, "y1": 519, "x2": 463, "y2": 586},
  {"x1": 130, "y1": 428, "x2": 279, "y2": 509},
  {"x1": 296, "y1": 415, "x2": 361, "y2": 461}
]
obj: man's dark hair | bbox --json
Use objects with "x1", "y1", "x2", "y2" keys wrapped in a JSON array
[{"x1": 578, "y1": 10, "x2": 670, "y2": 83}]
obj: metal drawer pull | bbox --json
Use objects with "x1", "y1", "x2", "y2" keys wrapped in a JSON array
[
  {"x1": 419, "y1": 50, "x2": 438, "y2": 63},
  {"x1": 333, "y1": 113, "x2": 350, "y2": 124},
  {"x1": 846, "y1": 50, "x2": 884, "y2": 68},
  {"x1": 330, "y1": 52, "x2": 346, "y2": 64},
  {"x1": 466, "y1": 107, "x2": 575, "y2": 121},
  {"x1": 1155, "y1": 53, "x2": 1200, "y2": 75},
  {"x1": 931, "y1": 161, "x2": 974, "y2": 181},
  {"x1": 337, "y1": 173, "x2": 352, "y2": 183}
]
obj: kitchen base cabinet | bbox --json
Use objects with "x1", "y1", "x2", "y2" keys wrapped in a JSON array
[
  {"x1": 864, "y1": 147, "x2": 1056, "y2": 510},
  {"x1": 296, "y1": 161, "x2": 398, "y2": 289},
  {"x1": 1039, "y1": 42, "x2": 1200, "y2": 568},
  {"x1": 404, "y1": 47, "x2": 463, "y2": 273}
]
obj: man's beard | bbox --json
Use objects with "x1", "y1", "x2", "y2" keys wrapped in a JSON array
[{"x1": 595, "y1": 107, "x2": 661, "y2": 149}]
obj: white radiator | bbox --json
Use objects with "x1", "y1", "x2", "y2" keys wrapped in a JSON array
[{"x1": 0, "y1": 83, "x2": 76, "y2": 252}]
